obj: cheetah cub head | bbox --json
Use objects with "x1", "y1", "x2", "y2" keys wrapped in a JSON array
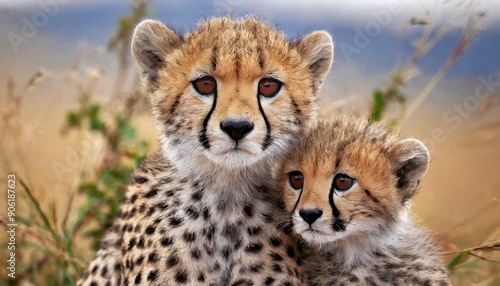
[
  {"x1": 131, "y1": 17, "x2": 333, "y2": 172},
  {"x1": 279, "y1": 116, "x2": 430, "y2": 245}
]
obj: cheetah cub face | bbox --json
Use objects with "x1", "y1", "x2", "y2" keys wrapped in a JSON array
[
  {"x1": 132, "y1": 18, "x2": 333, "y2": 171},
  {"x1": 280, "y1": 116, "x2": 430, "y2": 245}
]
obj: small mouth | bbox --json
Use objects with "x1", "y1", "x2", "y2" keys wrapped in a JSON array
[{"x1": 214, "y1": 146, "x2": 257, "y2": 156}]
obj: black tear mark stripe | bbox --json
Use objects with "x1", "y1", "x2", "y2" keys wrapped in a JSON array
[
  {"x1": 291, "y1": 181, "x2": 304, "y2": 216},
  {"x1": 199, "y1": 91, "x2": 218, "y2": 149},
  {"x1": 257, "y1": 97, "x2": 272, "y2": 150},
  {"x1": 329, "y1": 182, "x2": 346, "y2": 232}
]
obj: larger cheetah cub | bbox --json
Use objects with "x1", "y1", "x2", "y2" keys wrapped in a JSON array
[
  {"x1": 78, "y1": 17, "x2": 334, "y2": 286},
  {"x1": 279, "y1": 116, "x2": 450, "y2": 285}
]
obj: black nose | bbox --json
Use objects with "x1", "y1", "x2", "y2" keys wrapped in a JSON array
[
  {"x1": 220, "y1": 120, "x2": 254, "y2": 142},
  {"x1": 299, "y1": 209, "x2": 323, "y2": 225}
]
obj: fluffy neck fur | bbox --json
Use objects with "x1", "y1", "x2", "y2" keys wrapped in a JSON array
[{"x1": 313, "y1": 209, "x2": 423, "y2": 270}]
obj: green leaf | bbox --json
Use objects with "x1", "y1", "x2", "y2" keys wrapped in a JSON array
[
  {"x1": 447, "y1": 250, "x2": 471, "y2": 271},
  {"x1": 66, "y1": 112, "x2": 81, "y2": 127},
  {"x1": 88, "y1": 103, "x2": 101, "y2": 119},
  {"x1": 20, "y1": 180, "x2": 58, "y2": 240},
  {"x1": 120, "y1": 123, "x2": 136, "y2": 140},
  {"x1": 79, "y1": 182, "x2": 104, "y2": 199},
  {"x1": 16, "y1": 215, "x2": 35, "y2": 226},
  {"x1": 392, "y1": 87, "x2": 406, "y2": 104},
  {"x1": 89, "y1": 117, "x2": 106, "y2": 131},
  {"x1": 83, "y1": 228, "x2": 103, "y2": 239},
  {"x1": 369, "y1": 89, "x2": 386, "y2": 122}
]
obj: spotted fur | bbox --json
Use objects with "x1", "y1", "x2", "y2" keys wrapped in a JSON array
[
  {"x1": 77, "y1": 16, "x2": 333, "y2": 286},
  {"x1": 279, "y1": 116, "x2": 450, "y2": 286}
]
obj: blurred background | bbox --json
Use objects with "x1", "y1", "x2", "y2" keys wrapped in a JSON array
[{"x1": 0, "y1": 0, "x2": 499, "y2": 285}]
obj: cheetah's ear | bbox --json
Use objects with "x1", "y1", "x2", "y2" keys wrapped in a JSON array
[
  {"x1": 296, "y1": 31, "x2": 334, "y2": 93},
  {"x1": 132, "y1": 20, "x2": 182, "y2": 90},
  {"x1": 390, "y1": 139, "x2": 429, "y2": 199}
]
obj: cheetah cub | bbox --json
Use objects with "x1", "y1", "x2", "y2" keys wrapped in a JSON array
[
  {"x1": 78, "y1": 17, "x2": 334, "y2": 286},
  {"x1": 279, "y1": 116, "x2": 450, "y2": 285}
]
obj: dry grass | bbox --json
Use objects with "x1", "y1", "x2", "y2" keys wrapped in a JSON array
[{"x1": 0, "y1": 1, "x2": 499, "y2": 285}]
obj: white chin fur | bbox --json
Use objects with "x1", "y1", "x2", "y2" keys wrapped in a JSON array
[
  {"x1": 204, "y1": 150, "x2": 263, "y2": 169},
  {"x1": 160, "y1": 131, "x2": 295, "y2": 172},
  {"x1": 295, "y1": 222, "x2": 341, "y2": 246}
]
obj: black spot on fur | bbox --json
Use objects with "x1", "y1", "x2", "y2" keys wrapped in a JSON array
[
  {"x1": 197, "y1": 273, "x2": 205, "y2": 282},
  {"x1": 127, "y1": 238, "x2": 136, "y2": 250},
  {"x1": 202, "y1": 206, "x2": 211, "y2": 220},
  {"x1": 222, "y1": 245, "x2": 232, "y2": 260},
  {"x1": 191, "y1": 247, "x2": 201, "y2": 260},
  {"x1": 264, "y1": 277, "x2": 275, "y2": 285},
  {"x1": 148, "y1": 252, "x2": 159, "y2": 263},
  {"x1": 286, "y1": 245, "x2": 295, "y2": 258},
  {"x1": 250, "y1": 263, "x2": 264, "y2": 273},
  {"x1": 169, "y1": 217, "x2": 183, "y2": 226},
  {"x1": 245, "y1": 242, "x2": 264, "y2": 253},
  {"x1": 269, "y1": 236, "x2": 283, "y2": 247},
  {"x1": 262, "y1": 213, "x2": 274, "y2": 223},
  {"x1": 100, "y1": 266, "x2": 108, "y2": 278},
  {"x1": 186, "y1": 206, "x2": 199, "y2": 219},
  {"x1": 183, "y1": 232, "x2": 196, "y2": 242},
  {"x1": 133, "y1": 176, "x2": 148, "y2": 184},
  {"x1": 145, "y1": 225, "x2": 156, "y2": 235},
  {"x1": 244, "y1": 204, "x2": 254, "y2": 217},
  {"x1": 144, "y1": 188, "x2": 158, "y2": 198},
  {"x1": 137, "y1": 237, "x2": 145, "y2": 249},
  {"x1": 166, "y1": 253, "x2": 179, "y2": 268},
  {"x1": 247, "y1": 226, "x2": 262, "y2": 236},
  {"x1": 175, "y1": 270, "x2": 188, "y2": 283},
  {"x1": 160, "y1": 236, "x2": 173, "y2": 247},
  {"x1": 130, "y1": 194, "x2": 138, "y2": 203},
  {"x1": 147, "y1": 270, "x2": 158, "y2": 282},
  {"x1": 134, "y1": 272, "x2": 142, "y2": 284},
  {"x1": 272, "y1": 264, "x2": 282, "y2": 273},
  {"x1": 270, "y1": 252, "x2": 283, "y2": 261},
  {"x1": 191, "y1": 190, "x2": 203, "y2": 201}
]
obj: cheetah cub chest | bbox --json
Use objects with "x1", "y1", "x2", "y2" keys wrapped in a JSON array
[{"x1": 279, "y1": 116, "x2": 450, "y2": 286}]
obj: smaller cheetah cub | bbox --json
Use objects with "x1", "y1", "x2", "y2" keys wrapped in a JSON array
[{"x1": 279, "y1": 116, "x2": 450, "y2": 285}]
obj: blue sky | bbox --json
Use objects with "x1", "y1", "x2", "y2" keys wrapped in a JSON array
[{"x1": 0, "y1": 0, "x2": 499, "y2": 111}]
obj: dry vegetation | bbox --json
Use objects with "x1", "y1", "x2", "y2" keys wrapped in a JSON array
[{"x1": 0, "y1": 1, "x2": 498, "y2": 285}]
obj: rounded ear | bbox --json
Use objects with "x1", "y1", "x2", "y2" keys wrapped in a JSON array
[
  {"x1": 390, "y1": 139, "x2": 429, "y2": 198},
  {"x1": 131, "y1": 20, "x2": 182, "y2": 90},
  {"x1": 295, "y1": 31, "x2": 334, "y2": 93}
]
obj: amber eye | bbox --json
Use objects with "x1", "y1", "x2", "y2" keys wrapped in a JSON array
[
  {"x1": 288, "y1": 171, "x2": 304, "y2": 190},
  {"x1": 333, "y1": 174, "x2": 355, "y2": 192},
  {"x1": 258, "y1": 78, "x2": 282, "y2": 98},
  {"x1": 193, "y1": 76, "x2": 216, "y2": 95}
]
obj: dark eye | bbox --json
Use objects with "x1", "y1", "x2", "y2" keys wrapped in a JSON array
[
  {"x1": 193, "y1": 76, "x2": 216, "y2": 95},
  {"x1": 258, "y1": 78, "x2": 282, "y2": 98},
  {"x1": 288, "y1": 171, "x2": 304, "y2": 190},
  {"x1": 333, "y1": 174, "x2": 355, "y2": 192}
]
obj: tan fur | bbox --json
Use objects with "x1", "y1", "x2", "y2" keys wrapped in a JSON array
[
  {"x1": 279, "y1": 116, "x2": 450, "y2": 285},
  {"x1": 78, "y1": 17, "x2": 334, "y2": 286}
]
